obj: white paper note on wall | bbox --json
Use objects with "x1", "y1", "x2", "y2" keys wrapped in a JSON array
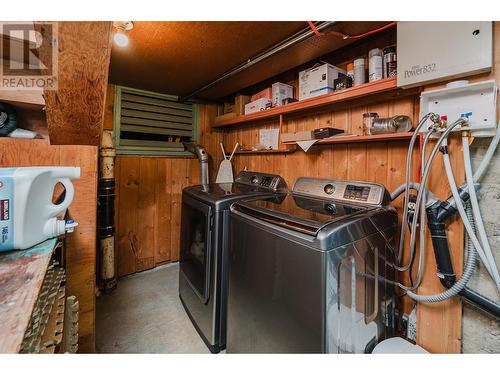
[{"x1": 259, "y1": 128, "x2": 279, "y2": 150}]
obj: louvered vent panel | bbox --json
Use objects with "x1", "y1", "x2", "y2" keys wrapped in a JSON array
[{"x1": 115, "y1": 87, "x2": 197, "y2": 155}]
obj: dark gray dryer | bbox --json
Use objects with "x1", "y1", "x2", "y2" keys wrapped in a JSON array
[
  {"x1": 227, "y1": 177, "x2": 399, "y2": 353},
  {"x1": 178, "y1": 171, "x2": 287, "y2": 353}
]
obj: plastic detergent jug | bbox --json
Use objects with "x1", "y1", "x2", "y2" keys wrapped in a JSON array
[{"x1": 0, "y1": 167, "x2": 80, "y2": 251}]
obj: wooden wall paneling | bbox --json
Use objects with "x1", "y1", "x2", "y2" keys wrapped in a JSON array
[
  {"x1": 112, "y1": 103, "x2": 221, "y2": 272},
  {"x1": 347, "y1": 104, "x2": 368, "y2": 181},
  {"x1": 170, "y1": 160, "x2": 188, "y2": 262},
  {"x1": 313, "y1": 111, "x2": 334, "y2": 179},
  {"x1": 366, "y1": 142, "x2": 388, "y2": 184},
  {"x1": 0, "y1": 138, "x2": 98, "y2": 353},
  {"x1": 155, "y1": 159, "x2": 173, "y2": 264},
  {"x1": 116, "y1": 157, "x2": 141, "y2": 277},
  {"x1": 135, "y1": 158, "x2": 157, "y2": 272},
  {"x1": 41, "y1": 22, "x2": 113, "y2": 146}
]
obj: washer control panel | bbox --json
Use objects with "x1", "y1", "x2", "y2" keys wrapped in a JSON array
[{"x1": 293, "y1": 177, "x2": 386, "y2": 206}]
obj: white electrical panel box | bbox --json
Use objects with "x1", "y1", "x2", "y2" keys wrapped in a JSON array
[
  {"x1": 397, "y1": 22, "x2": 492, "y2": 87},
  {"x1": 420, "y1": 80, "x2": 498, "y2": 137}
]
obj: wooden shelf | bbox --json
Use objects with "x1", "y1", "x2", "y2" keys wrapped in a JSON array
[
  {"x1": 213, "y1": 78, "x2": 418, "y2": 128},
  {"x1": 0, "y1": 239, "x2": 57, "y2": 353},
  {"x1": 225, "y1": 148, "x2": 296, "y2": 156},
  {"x1": 282, "y1": 132, "x2": 416, "y2": 146},
  {"x1": 0, "y1": 89, "x2": 45, "y2": 110}
]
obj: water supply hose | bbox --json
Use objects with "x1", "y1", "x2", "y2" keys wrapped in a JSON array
[
  {"x1": 396, "y1": 129, "x2": 436, "y2": 272},
  {"x1": 396, "y1": 113, "x2": 437, "y2": 264},
  {"x1": 395, "y1": 120, "x2": 500, "y2": 306},
  {"x1": 473, "y1": 122, "x2": 500, "y2": 182},
  {"x1": 406, "y1": 119, "x2": 467, "y2": 267}
]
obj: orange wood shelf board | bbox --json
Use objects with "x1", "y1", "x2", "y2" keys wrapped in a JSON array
[
  {"x1": 282, "y1": 132, "x2": 415, "y2": 145},
  {"x1": 212, "y1": 78, "x2": 412, "y2": 128},
  {"x1": 225, "y1": 148, "x2": 296, "y2": 156}
]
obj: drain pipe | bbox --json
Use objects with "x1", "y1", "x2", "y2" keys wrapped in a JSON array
[
  {"x1": 183, "y1": 142, "x2": 210, "y2": 188},
  {"x1": 98, "y1": 130, "x2": 117, "y2": 293},
  {"x1": 183, "y1": 21, "x2": 337, "y2": 100}
]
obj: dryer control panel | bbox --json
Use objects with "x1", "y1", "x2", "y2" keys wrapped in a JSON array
[
  {"x1": 235, "y1": 171, "x2": 288, "y2": 192},
  {"x1": 293, "y1": 177, "x2": 387, "y2": 206}
]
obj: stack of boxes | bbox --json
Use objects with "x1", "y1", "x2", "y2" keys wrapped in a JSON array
[
  {"x1": 216, "y1": 62, "x2": 354, "y2": 121},
  {"x1": 244, "y1": 83, "x2": 294, "y2": 114},
  {"x1": 298, "y1": 63, "x2": 346, "y2": 100}
]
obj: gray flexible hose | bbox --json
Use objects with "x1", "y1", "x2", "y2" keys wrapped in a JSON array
[
  {"x1": 397, "y1": 113, "x2": 436, "y2": 263},
  {"x1": 473, "y1": 122, "x2": 500, "y2": 182},
  {"x1": 407, "y1": 119, "x2": 467, "y2": 262},
  {"x1": 390, "y1": 182, "x2": 421, "y2": 201},
  {"x1": 396, "y1": 129, "x2": 435, "y2": 272},
  {"x1": 407, "y1": 202, "x2": 477, "y2": 302}
]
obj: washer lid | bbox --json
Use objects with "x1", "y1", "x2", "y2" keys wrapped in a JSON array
[
  {"x1": 183, "y1": 182, "x2": 282, "y2": 209},
  {"x1": 233, "y1": 193, "x2": 372, "y2": 236}
]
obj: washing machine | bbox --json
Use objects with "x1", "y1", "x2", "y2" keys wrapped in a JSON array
[
  {"x1": 226, "y1": 177, "x2": 399, "y2": 353},
  {"x1": 178, "y1": 170, "x2": 287, "y2": 353}
]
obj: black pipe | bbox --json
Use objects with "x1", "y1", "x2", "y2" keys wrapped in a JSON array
[
  {"x1": 424, "y1": 198, "x2": 500, "y2": 319},
  {"x1": 98, "y1": 178, "x2": 115, "y2": 238},
  {"x1": 459, "y1": 287, "x2": 500, "y2": 320},
  {"x1": 426, "y1": 205, "x2": 456, "y2": 288},
  {"x1": 435, "y1": 185, "x2": 471, "y2": 223}
]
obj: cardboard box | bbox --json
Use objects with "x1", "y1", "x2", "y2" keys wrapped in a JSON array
[
  {"x1": 281, "y1": 130, "x2": 315, "y2": 142},
  {"x1": 272, "y1": 82, "x2": 294, "y2": 107},
  {"x1": 244, "y1": 98, "x2": 272, "y2": 115},
  {"x1": 299, "y1": 63, "x2": 346, "y2": 100},
  {"x1": 223, "y1": 102, "x2": 234, "y2": 114},
  {"x1": 215, "y1": 112, "x2": 236, "y2": 123},
  {"x1": 234, "y1": 95, "x2": 250, "y2": 116},
  {"x1": 250, "y1": 87, "x2": 272, "y2": 102}
]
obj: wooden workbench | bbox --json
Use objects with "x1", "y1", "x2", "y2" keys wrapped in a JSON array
[{"x1": 0, "y1": 239, "x2": 57, "y2": 353}]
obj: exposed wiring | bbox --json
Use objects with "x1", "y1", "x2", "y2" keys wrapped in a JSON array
[{"x1": 306, "y1": 21, "x2": 398, "y2": 40}]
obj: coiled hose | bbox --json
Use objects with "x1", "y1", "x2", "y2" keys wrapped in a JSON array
[
  {"x1": 407, "y1": 202, "x2": 477, "y2": 302},
  {"x1": 0, "y1": 102, "x2": 17, "y2": 136}
]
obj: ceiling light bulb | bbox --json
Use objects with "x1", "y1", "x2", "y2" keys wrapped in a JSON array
[{"x1": 114, "y1": 32, "x2": 129, "y2": 47}]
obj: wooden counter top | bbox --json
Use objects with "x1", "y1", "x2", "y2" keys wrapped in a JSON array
[{"x1": 0, "y1": 239, "x2": 57, "y2": 353}]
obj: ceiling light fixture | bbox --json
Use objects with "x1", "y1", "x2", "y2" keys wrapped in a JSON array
[{"x1": 113, "y1": 21, "x2": 133, "y2": 47}]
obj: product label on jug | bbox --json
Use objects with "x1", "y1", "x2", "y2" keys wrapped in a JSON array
[{"x1": 0, "y1": 169, "x2": 15, "y2": 251}]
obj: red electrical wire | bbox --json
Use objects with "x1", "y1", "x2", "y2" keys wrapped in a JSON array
[{"x1": 307, "y1": 21, "x2": 397, "y2": 40}]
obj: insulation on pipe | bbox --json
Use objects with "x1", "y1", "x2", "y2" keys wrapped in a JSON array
[{"x1": 98, "y1": 130, "x2": 117, "y2": 292}]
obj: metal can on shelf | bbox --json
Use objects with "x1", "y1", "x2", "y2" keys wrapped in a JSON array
[
  {"x1": 362, "y1": 112, "x2": 379, "y2": 135},
  {"x1": 383, "y1": 46, "x2": 397, "y2": 78},
  {"x1": 370, "y1": 115, "x2": 412, "y2": 134},
  {"x1": 353, "y1": 58, "x2": 365, "y2": 86},
  {"x1": 368, "y1": 48, "x2": 383, "y2": 82}
]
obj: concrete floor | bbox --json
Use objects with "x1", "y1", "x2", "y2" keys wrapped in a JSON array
[{"x1": 96, "y1": 263, "x2": 210, "y2": 353}]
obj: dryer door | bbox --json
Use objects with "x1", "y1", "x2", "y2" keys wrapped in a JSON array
[{"x1": 180, "y1": 194, "x2": 213, "y2": 304}]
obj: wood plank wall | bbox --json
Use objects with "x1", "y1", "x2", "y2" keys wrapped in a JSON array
[
  {"x1": 0, "y1": 138, "x2": 98, "y2": 353},
  {"x1": 103, "y1": 87, "x2": 221, "y2": 276}
]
